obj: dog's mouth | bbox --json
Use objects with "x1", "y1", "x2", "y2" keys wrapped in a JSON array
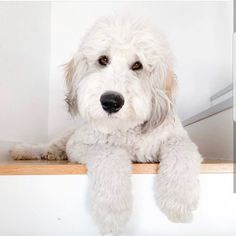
[{"x1": 106, "y1": 112, "x2": 120, "y2": 119}]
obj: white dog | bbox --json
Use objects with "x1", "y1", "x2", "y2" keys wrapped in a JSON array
[{"x1": 11, "y1": 16, "x2": 202, "y2": 234}]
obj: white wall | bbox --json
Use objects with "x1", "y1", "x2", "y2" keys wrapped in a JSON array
[
  {"x1": 48, "y1": 1, "x2": 233, "y2": 138},
  {"x1": 185, "y1": 109, "x2": 233, "y2": 160},
  {"x1": 0, "y1": 2, "x2": 51, "y2": 143},
  {"x1": 0, "y1": 174, "x2": 235, "y2": 236}
]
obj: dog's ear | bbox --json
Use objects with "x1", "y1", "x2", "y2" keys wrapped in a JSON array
[
  {"x1": 165, "y1": 69, "x2": 177, "y2": 102},
  {"x1": 64, "y1": 55, "x2": 88, "y2": 116},
  {"x1": 65, "y1": 58, "x2": 75, "y2": 88},
  {"x1": 142, "y1": 66, "x2": 176, "y2": 133}
]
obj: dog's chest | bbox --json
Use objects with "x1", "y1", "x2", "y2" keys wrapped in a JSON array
[
  {"x1": 76, "y1": 125, "x2": 168, "y2": 162},
  {"x1": 128, "y1": 131, "x2": 163, "y2": 162},
  {"x1": 92, "y1": 129, "x2": 163, "y2": 162}
]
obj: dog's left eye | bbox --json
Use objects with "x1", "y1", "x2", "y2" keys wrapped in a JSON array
[
  {"x1": 131, "y1": 61, "x2": 143, "y2": 71},
  {"x1": 98, "y1": 55, "x2": 109, "y2": 66}
]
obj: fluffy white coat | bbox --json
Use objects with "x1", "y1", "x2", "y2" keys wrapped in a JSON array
[{"x1": 11, "y1": 16, "x2": 203, "y2": 235}]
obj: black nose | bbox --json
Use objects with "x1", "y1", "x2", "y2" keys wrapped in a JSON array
[{"x1": 100, "y1": 91, "x2": 124, "y2": 114}]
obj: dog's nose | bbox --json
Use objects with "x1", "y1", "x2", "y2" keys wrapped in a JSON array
[{"x1": 100, "y1": 91, "x2": 124, "y2": 114}]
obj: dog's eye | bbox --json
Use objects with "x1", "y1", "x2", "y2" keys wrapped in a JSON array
[
  {"x1": 131, "y1": 61, "x2": 143, "y2": 71},
  {"x1": 98, "y1": 55, "x2": 109, "y2": 66}
]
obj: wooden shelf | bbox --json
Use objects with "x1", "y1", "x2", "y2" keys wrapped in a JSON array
[{"x1": 0, "y1": 159, "x2": 234, "y2": 175}]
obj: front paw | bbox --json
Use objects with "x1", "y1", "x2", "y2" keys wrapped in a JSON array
[
  {"x1": 91, "y1": 194, "x2": 132, "y2": 235},
  {"x1": 155, "y1": 176, "x2": 199, "y2": 223},
  {"x1": 156, "y1": 196, "x2": 194, "y2": 223},
  {"x1": 41, "y1": 151, "x2": 68, "y2": 161},
  {"x1": 94, "y1": 205, "x2": 131, "y2": 235}
]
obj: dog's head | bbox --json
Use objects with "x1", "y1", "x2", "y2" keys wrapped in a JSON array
[{"x1": 65, "y1": 16, "x2": 177, "y2": 133}]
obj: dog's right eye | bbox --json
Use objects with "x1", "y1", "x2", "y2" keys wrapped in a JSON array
[
  {"x1": 98, "y1": 55, "x2": 109, "y2": 66},
  {"x1": 131, "y1": 61, "x2": 143, "y2": 71}
]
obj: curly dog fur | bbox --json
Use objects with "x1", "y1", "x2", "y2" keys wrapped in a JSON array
[{"x1": 11, "y1": 15, "x2": 202, "y2": 234}]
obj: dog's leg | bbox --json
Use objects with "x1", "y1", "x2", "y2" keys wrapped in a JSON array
[
  {"x1": 10, "y1": 130, "x2": 74, "y2": 160},
  {"x1": 86, "y1": 146, "x2": 132, "y2": 235},
  {"x1": 10, "y1": 143, "x2": 48, "y2": 160},
  {"x1": 154, "y1": 135, "x2": 202, "y2": 223}
]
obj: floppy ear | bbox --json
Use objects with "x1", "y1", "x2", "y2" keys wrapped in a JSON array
[
  {"x1": 64, "y1": 55, "x2": 88, "y2": 116},
  {"x1": 165, "y1": 69, "x2": 177, "y2": 103},
  {"x1": 142, "y1": 66, "x2": 177, "y2": 133}
]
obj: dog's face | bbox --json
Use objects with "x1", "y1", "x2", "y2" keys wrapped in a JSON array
[{"x1": 65, "y1": 16, "x2": 176, "y2": 132}]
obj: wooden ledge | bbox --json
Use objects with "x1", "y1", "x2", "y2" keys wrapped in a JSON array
[{"x1": 0, "y1": 159, "x2": 234, "y2": 175}]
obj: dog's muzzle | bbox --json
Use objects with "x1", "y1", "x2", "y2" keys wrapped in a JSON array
[{"x1": 100, "y1": 91, "x2": 124, "y2": 114}]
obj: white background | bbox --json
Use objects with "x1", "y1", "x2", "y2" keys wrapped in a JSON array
[{"x1": 0, "y1": 2, "x2": 50, "y2": 143}]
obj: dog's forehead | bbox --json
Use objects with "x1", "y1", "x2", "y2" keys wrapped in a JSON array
[
  {"x1": 105, "y1": 23, "x2": 152, "y2": 45},
  {"x1": 82, "y1": 17, "x2": 160, "y2": 52},
  {"x1": 79, "y1": 16, "x2": 171, "y2": 68}
]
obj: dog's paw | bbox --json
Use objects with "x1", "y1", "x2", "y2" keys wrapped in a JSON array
[
  {"x1": 91, "y1": 189, "x2": 132, "y2": 235},
  {"x1": 9, "y1": 144, "x2": 41, "y2": 160},
  {"x1": 41, "y1": 151, "x2": 68, "y2": 161},
  {"x1": 156, "y1": 197, "x2": 194, "y2": 223},
  {"x1": 155, "y1": 177, "x2": 199, "y2": 223},
  {"x1": 93, "y1": 202, "x2": 131, "y2": 235}
]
